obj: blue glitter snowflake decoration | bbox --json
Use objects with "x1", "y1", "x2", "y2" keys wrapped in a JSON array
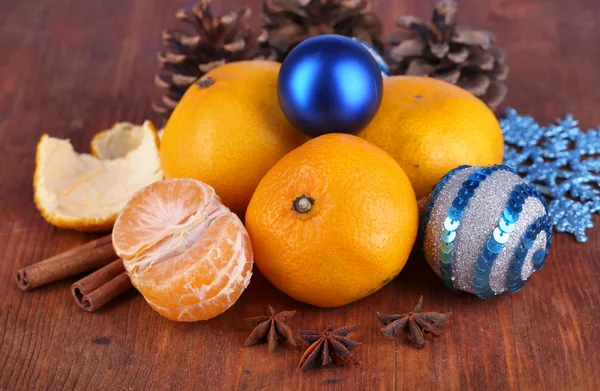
[{"x1": 501, "y1": 108, "x2": 600, "y2": 242}]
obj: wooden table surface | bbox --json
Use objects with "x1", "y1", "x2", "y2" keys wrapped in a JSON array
[{"x1": 1, "y1": 0, "x2": 599, "y2": 390}]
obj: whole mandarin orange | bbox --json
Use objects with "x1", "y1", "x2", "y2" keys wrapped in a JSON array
[
  {"x1": 160, "y1": 61, "x2": 308, "y2": 217},
  {"x1": 358, "y1": 76, "x2": 504, "y2": 199},
  {"x1": 245, "y1": 134, "x2": 419, "y2": 307}
]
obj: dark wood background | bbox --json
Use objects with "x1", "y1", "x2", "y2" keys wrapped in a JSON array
[{"x1": 1, "y1": 0, "x2": 599, "y2": 390}]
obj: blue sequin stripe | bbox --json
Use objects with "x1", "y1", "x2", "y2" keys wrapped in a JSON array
[
  {"x1": 439, "y1": 165, "x2": 513, "y2": 291},
  {"x1": 507, "y1": 215, "x2": 553, "y2": 292},
  {"x1": 420, "y1": 165, "x2": 470, "y2": 240},
  {"x1": 472, "y1": 181, "x2": 546, "y2": 298}
]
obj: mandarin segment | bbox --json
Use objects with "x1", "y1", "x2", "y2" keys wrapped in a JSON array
[{"x1": 113, "y1": 178, "x2": 253, "y2": 321}]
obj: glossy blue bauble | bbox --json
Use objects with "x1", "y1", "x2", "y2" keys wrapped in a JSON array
[{"x1": 278, "y1": 35, "x2": 383, "y2": 137}]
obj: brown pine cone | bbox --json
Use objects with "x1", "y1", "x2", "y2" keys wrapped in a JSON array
[
  {"x1": 386, "y1": 0, "x2": 508, "y2": 111},
  {"x1": 153, "y1": 0, "x2": 274, "y2": 120},
  {"x1": 261, "y1": 0, "x2": 384, "y2": 61}
]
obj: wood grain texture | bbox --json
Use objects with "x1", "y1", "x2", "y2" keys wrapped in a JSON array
[{"x1": 1, "y1": 0, "x2": 599, "y2": 389}]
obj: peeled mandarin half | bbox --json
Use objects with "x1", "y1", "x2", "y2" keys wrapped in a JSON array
[{"x1": 112, "y1": 178, "x2": 253, "y2": 322}]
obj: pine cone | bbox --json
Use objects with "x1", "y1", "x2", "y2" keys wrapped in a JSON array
[
  {"x1": 386, "y1": 0, "x2": 508, "y2": 111},
  {"x1": 261, "y1": 0, "x2": 384, "y2": 61},
  {"x1": 153, "y1": 0, "x2": 274, "y2": 120}
]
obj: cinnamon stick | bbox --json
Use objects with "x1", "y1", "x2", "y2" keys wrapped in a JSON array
[
  {"x1": 71, "y1": 259, "x2": 133, "y2": 312},
  {"x1": 16, "y1": 234, "x2": 116, "y2": 291}
]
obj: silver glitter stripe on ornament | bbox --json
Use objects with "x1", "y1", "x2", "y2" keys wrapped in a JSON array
[
  {"x1": 472, "y1": 182, "x2": 547, "y2": 298},
  {"x1": 438, "y1": 166, "x2": 511, "y2": 291},
  {"x1": 507, "y1": 215, "x2": 553, "y2": 293}
]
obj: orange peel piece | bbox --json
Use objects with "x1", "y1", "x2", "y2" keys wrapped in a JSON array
[{"x1": 34, "y1": 121, "x2": 162, "y2": 231}]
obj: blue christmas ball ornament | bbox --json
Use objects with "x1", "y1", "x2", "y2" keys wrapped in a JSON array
[{"x1": 278, "y1": 35, "x2": 383, "y2": 137}]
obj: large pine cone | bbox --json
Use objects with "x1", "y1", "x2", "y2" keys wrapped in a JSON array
[
  {"x1": 386, "y1": 0, "x2": 508, "y2": 111},
  {"x1": 262, "y1": 0, "x2": 384, "y2": 61},
  {"x1": 153, "y1": 0, "x2": 274, "y2": 120}
]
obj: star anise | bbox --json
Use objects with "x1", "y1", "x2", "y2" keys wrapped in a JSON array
[
  {"x1": 243, "y1": 305, "x2": 297, "y2": 352},
  {"x1": 297, "y1": 325, "x2": 361, "y2": 371},
  {"x1": 377, "y1": 296, "x2": 451, "y2": 348}
]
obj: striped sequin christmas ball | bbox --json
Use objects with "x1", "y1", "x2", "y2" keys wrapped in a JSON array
[{"x1": 421, "y1": 165, "x2": 552, "y2": 298}]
